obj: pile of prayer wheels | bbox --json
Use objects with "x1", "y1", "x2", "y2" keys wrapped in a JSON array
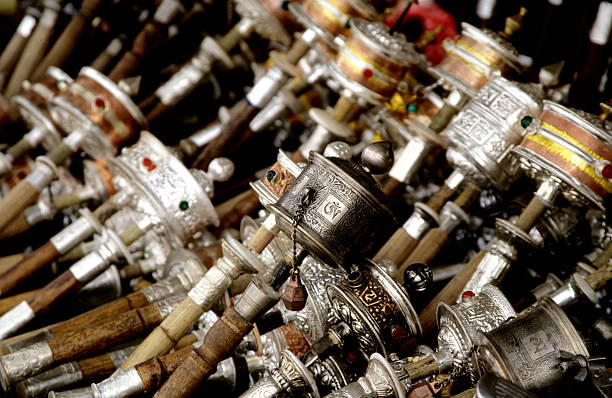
[{"x1": 0, "y1": 0, "x2": 610, "y2": 397}]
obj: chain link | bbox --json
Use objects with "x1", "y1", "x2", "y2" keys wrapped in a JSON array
[{"x1": 291, "y1": 188, "x2": 315, "y2": 274}]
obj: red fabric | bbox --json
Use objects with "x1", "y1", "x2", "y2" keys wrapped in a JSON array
[{"x1": 385, "y1": 1, "x2": 458, "y2": 65}]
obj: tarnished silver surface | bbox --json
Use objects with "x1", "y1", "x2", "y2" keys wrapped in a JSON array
[
  {"x1": 293, "y1": 256, "x2": 347, "y2": 341},
  {"x1": 443, "y1": 76, "x2": 542, "y2": 189},
  {"x1": 69, "y1": 228, "x2": 129, "y2": 283},
  {"x1": 388, "y1": 136, "x2": 432, "y2": 184},
  {"x1": 16, "y1": 361, "x2": 83, "y2": 398},
  {"x1": 0, "y1": 341, "x2": 54, "y2": 390},
  {"x1": 153, "y1": 295, "x2": 184, "y2": 319},
  {"x1": 324, "y1": 353, "x2": 405, "y2": 398},
  {"x1": 235, "y1": 0, "x2": 290, "y2": 45},
  {"x1": 49, "y1": 387, "x2": 95, "y2": 398},
  {"x1": 79, "y1": 265, "x2": 122, "y2": 306},
  {"x1": 108, "y1": 347, "x2": 137, "y2": 369},
  {"x1": 309, "y1": 356, "x2": 349, "y2": 395},
  {"x1": 234, "y1": 278, "x2": 281, "y2": 322},
  {"x1": 271, "y1": 151, "x2": 395, "y2": 267},
  {"x1": 476, "y1": 298, "x2": 589, "y2": 391},
  {"x1": 91, "y1": 368, "x2": 144, "y2": 398},
  {"x1": 401, "y1": 203, "x2": 441, "y2": 240},
  {"x1": 437, "y1": 285, "x2": 516, "y2": 372},
  {"x1": 0, "y1": 301, "x2": 36, "y2": 340},
  {"x1": 110, "y1": 131, "x2": 219, "y2": 247},
  {"x1": 25, "y1": 157, "x2": 57, "y2": 191},
  {"x1": 188, "y1": 236, "x2": 264, "y2": 307},
  {"x1": 246, "y1": 67, "x2": 287, "y2": 109}
]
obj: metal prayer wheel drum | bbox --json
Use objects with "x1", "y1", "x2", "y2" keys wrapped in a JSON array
[
  {"x1": 270, "y1": 151, "x2": 395, "y2": 267},
  {"x1": 12, "y1": 67, "x2": 72, "y2": 151},
  {"x1": 475, "y1": 297, "x2": 589, "y2": 391},
  {"x1": 437, "y1": 285, "x2": 516, "y2": 370},
  {"x1": 326, "y1": 261, "x2": 421, "y2": 356},
  {"x1": 108, "y1": 131, "x2": 219, "y2": 246},
  {"x1": 48, "y1": 66, "x2": 147, "y2": 159},
  {"x1": 433, "y1": 23, "x2": 521, "y2": 96},
  {"x1": 298, "y1": 0, "x2": 381, "y2": 42},
  {"x1": 330, "y1": 19, "x2": 418, "y2": 105},
  {"x1": 442, "y1": 76, "x2": 543, "y2": 189},
  {"x1": 513, "y1": 101, "x2": 612, "y2": 210}
]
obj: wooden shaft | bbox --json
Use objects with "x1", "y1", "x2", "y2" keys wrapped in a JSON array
[
  {"x1": 515, "y1": 195, "x2": 548, "y2": 232},
  {"x1": 153, "y1": 307, "x2": 252, "y2": 398},
  {"x1": 290, "y1": 150, "x2": 308, "y2": 163},
  {"x1": 48, "y1": 140, "x2": 78, "y2": 165},
  {"x1": 191, "y1": 101, "x2": 259, "y2": 170},
  {"x1": 405, "y1": 355, "x2": 439, "y2": 381},
  {"x1": 4, "y1": 6, "x2": 58, "y2": 97},
  {"x1": 27, "y1": 271, "x2": 82, "y2": 315},
  {"x1": 49, "y1": 291, "x2": 149, "y2": 337},
  {"x1": 108, "y1": 23, "x2": 163, "y2": 82},
  {"x1": 0, "y1": 179, "x2": 41, "y2": 234},
  {"x1": 78, "y1": 350, "x2": 120, "y2": 379},
  {"x1": 383, "y1": 177, "x2": 404, "y2": 199},
  {"x1": 0, "y1": 242, "x2": 60, "y2": 296},
  {"x1": 426, "y1": 183, "x2": 457, "y2": 214},
  {"x1": 0, "y1": 212, "x2": 31, "y2": 239},
  {"x1": 586, "y1": 262, "x2": 612, "y2": 292},
  {"x1": 428, "y1": 103, "x2": 459, "y2": 133},
  {"x1": 136, "y1": 345, "x2": 193, "y2": 393},
  {"x1": 32, "y1": 0, "x2": 105, "y2": 80},
  {"x1": 417, "y1": 250, "x2": 486, "y2": 336},
  {"x1": 247, "y1": 226, "x2": 275, "y2": 254},
  {"x1": 373, "y1": 228, "x2": 418, "y2": 267},
  {"x1": 330, "y1": 96, "x2": 359, "y2": 123},
  {"x1": 0, "y1": 19, "x2": 34, "y2": 87},
  {"x1": 120, "y1": 297, "x2": 202, "y2": 369},
  {"x1": 52, "y1": 191, "x2": 88, "y2": 209},
  {"x1": 402, "y1": 228, "x2": 449, "y2": 266},
  {"x1": 593, "y1": 242, "x2": 612, "y2": 269},
  {"x1": 217, "y1": 24, "x2": 245, "y2": 53},
  {"x1": 454, "y1": 183, "x2": 480, "y2": 209},
  {"x1": 0, "y1": 199, "x2": 121, "y2": 296},
  {"x1": 90, "y1": 39, "x2": 122, "y2": 72},
  {"x1": 0, "y1": 289, "x2": 39, "y2": 315},
  {"x1": 285, "y1": 37, "x2": 309, "y2": 65},
  {"x1": 49, "y1": 305, "x2": 163, "y2": 363},
  {"x1": 175, "y1": 333, "x2": 198, "y2": 349},
  {"x1": 6, "y1": 137, "x2": 35, "y2": 161}
]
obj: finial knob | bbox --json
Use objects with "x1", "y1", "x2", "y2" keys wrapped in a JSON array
[{"x1": 361, "y1": 141, "x2": 394, "y2": 175}]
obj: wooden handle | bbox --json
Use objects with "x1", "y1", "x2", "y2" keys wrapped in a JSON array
[
  {"x1": 0, "y1": 179, "x2": 42, "y2": 234},
  {"x1": 331, "y1": 96, "x2": 359, "y2": 123},
  {"x1": 191, "y1": 101, "x2": 259, "y2": 170},
  {"x1": 290, "y1": 150, "x2": 308, "y2": 163},
  {"x1": 405, "y1": 355, "x2": 439, "y2": 381},
  {"x1": 6, "y1": 138, "x2": 35, "y2": 162},
  {"x1": 32, "y1": 0, "x2": 104, "y2": 80},
  {"x1": 247, "y1": 225, "x2": 275, "y2": 254},
  {"x1": 120, "y1": 297, "x2": 202, "y2": 369},
  {"x1": 0, "y1": 289, "x2": 39, "y2": 315},
  {"x1": 26, "y1": 271, "x2": 81, "y2": 315},
  {"x1": 515, "y1": 195, "x2": 548, "y2": 232},
  {"x1": 78, "y1": 350, "x2": 119, "y2": 380},
  {"x1": 217, "y1": 24, "x2": 244, "y2": 53},
  {"x1": 417, "y1": 250, "x2": 486, "y2": 336},
  {"x1": 4, "y1": 7, "x2": 58, "y2": 97},
  {"x1": 50, "y1": 291, "x2": 148, "y2": 337},
  {"x1": 0, "y1": 242, "x2": 60, "y2": 296},
  {"x1": 373, "y1": 228, "x2": 418, "y2": 270},
  {"x1": 586, "y1": 262, "x2": 612, "y2": 292},
  {"x1": 428, "y1": 103, "x2": 459, "y2": 133},
  {"x1": 153, "y1": 307, "x2": 252, "y2": 398},
  {"x1": 383, "y1": 177, "x2": 405, "y2": 199},
  {"x1": 108, "y1": 23, "x2": 163, "y2": 82},
  {"x1": 0, "y1": 254, "x2": 23, "y2": 274},
  {"x1": 136, "y1": 346, "x2": 193, "y2": 393},
  {"x1": 49, "y1": 305, "x2": 163, "y2": 363},
  {"x1": 0, "y1": 212, "x2": 31, "y2": 239},
  {"x1": 402, "y1": 228, "x2": 449, "y2": 267},
  {"x1": 426, "y1": 183, "x2": 456, "y2": 214},
  {"x1": 285, "y1": 37, "x2": 309, "y2": 65},
  {"x1": 0, "y1": 25, "x2": 31, "y2": 85},
  {"x1": 215, "y1": 190, "x2": 261, "y2": 234}
]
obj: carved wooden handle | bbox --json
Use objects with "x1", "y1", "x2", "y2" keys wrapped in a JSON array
[{"x1": 153, "y1": 307, "x2": 252, "y2": 398}]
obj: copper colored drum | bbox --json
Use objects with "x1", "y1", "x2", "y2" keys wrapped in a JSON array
[
  {"x1": 48, "y1": 67, "x2": 147, "y2": 160},
  {"x1": 513, "y1": 100, "x2": 612, "y2": 210},
  {"x1": 12, "y1": 67, "x2": 72, "y2": 151},
  {"x1": 433, "y1": 23, "x2": 521, "y2": 96}
]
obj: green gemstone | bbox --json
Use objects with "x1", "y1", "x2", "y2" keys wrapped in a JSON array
[
  {"x1": 179, "y1": 201, "x2": 189, "y2": 211},
  {"x1": 521, "y1": 116, "x2": 533, "y2": 128},
  {"x1": 406, "y1": 103, "x2": 419, "y2": 113}
]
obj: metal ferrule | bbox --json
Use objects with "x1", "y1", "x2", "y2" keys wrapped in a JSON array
[
  {"x1": 438, "y1": 202, "x2": 469, "y2": 234},
  {"x1": 0, "y1": 341, "x2": 54, "y2": 390},
  {"x1": 388, "y1": 136, "x2": 431, "y2": 184},
  {"x1": 0, "y1": 301, "x2": 36, "y2": 340},
  {"x1": 69, "y1": 230, "x2": 125, "y2": 283},
  {"x1": 153, "y1": 0, "x2": 183, "y2": 24},
  {"x1": 530, "y1": 274, "x2": 563, "y2": 300},
  {"x1": 63, "y1": 130, "x2": 87, "y2": 151},
  {"x1": 91, "y1": 368, "x2": 144, "y2": 398},
  {"x1": 444, "y1": 170, "x2": 466, "y2": 191},
  {"x1": 79, "y1": 265, "x2": 122, "y2": 306},
  {"x1": 187, "y1": 258, "x2": 244, "y2": 308},
  {"x1": 188, "y1": 122, "x2": 222, "y2": 148},
  {"x1": 153, "y1": 295, "x2": 184, "y2": 319},
  {"x1": 461, "y1": 249, "x2": 512, "y2": 297},
  {"x1": 49, "y1": 387, "x2": 94, "y2": 398},
  {"x1": 24, "y1": 196, "x2": 55, "y2": 225},
  {"x1": 300, "y1": 124, "x2": 331, "y2": 158},
  {"x1": 16, "y1": 361, "x2": 83, "y2": 398},
  {"x1": 27, "y1": 157, "x2": 57, "y2": 191},
  {"x1": 249, "y1": 94, "x2": 288, "y2": 133},
  {"x1": 50, "y1": 208, "x2": 101, "y2": 253},
  {"x1": 402, "y1": 204, "x2": 440, "y2": 240},
  {"x1": 246, "y1": 67, "x2": 287, "y2": 109},
  {"x1": 0, "y1": 153, "x2": 12, "y2": 175},
  {"x1": 23, "y1": 126, "x2": 46, "y2": 147},
  {"x1": 234, "y1": 278, "x2": 282, "y2": 322},
  {"x1": 326, "y1": 353, "x2": 402, "y2": 398},
  {"x1": 548, "y1": 280, "x2": 579, "y2": 308},
  {"x1": 534, "y1": 178, "x2": 561, "y2": 207}
]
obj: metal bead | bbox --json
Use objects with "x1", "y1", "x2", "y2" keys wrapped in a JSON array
[{"x1": 361, "y1": 141, "x2": 394, "y2": 175}]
